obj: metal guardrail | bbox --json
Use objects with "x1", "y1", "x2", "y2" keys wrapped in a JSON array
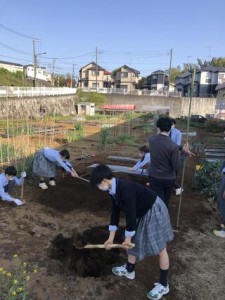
[
  {"x1": 81, "y1": 87, "x2": 181, "y2": 97},
  {"x1": 0, "y1": 86, "x2": 77, "y2": 98}
]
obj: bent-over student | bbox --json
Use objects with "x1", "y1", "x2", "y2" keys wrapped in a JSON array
[
  {"x1": 32, "y1": 147, "x2": 78, "y2": 189},
  {"x1": 131, "y1": 145, "x2": 151, "y2": 175},
  {"x1": 90, "y1": 164, "x2": 174, "y2": 300},
  {"x1": 0, "y1": 166, "x2": 26, "y2": 206}
]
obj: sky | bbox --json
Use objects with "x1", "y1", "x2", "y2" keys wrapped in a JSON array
[{"x1": 1, "y1": 0, "x2": 225, "y2": 77}]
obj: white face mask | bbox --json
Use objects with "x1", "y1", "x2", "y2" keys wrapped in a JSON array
[
  {"x1": 98, "y1": 184, "x2": 109, "y2": 191},
  {"x1": 8, "y1": 176, "x2": 14, "y2": 181}
]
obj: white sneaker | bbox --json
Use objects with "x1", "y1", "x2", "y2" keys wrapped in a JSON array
[
  {"x1": 39, "y1": 182, "x2": 48, "y2": 190},
  {"x1": 49, "y1": 180, "x2": 56, "y2": 186},
  {"x1": 213, "y1": 230, "x2": 225, "y2": 238},
  {"x1": 147, "y1": 283, "x2": 169, "y2": 299},
  {"x1": 175, "y1": 187, "x2": 184, "y2": 196},
  {"x1": 112, "y1": 264, "x2": 135, "y2": 280}
]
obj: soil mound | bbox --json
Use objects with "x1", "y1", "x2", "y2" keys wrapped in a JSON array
[
  {"x1": 38, "y1": 176, "x2": 111, "y2": 213},
  {"x1": 50, "y1": 226, "x2": 124, "y2": 278}
]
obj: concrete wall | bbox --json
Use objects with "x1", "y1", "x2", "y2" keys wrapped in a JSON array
[
  {"x1": 0, "y1": 95, "x2": 75, "y2": 118},
  {"x1": 104, "y1": 94, "x2": 217, "y2": 117},
  {"x1": 0, "y1": 93, "x2": 217, "y2": 119}
]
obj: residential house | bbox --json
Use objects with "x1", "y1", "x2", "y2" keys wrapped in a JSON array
[
  {"x1": 0, "y1": 60, "x2": 24, "y2": 73},
  {"x1": 79, "y1": 62, "x2": 111, "y2": 89},
  {"x1": 146, "y1": 70, "x2": 169, "y2": 91},
  {"x1": 175, "y1": 67, "x2": 225, "y2": 97},
  {"x1": 215, "y1": 82, "x2": 225, "y2": 119},
  {"x1": 197, "y1": 66, "x2": 225, "y2": 97},
  {"x1": 24, "y1": 65, "x2": 52, "y2": 82},
  {"x1": 175, "y1": 72, "x2": 196, "y2": 96},
  {"x1": 111, "y1": 65, "x2": 140, "y2": 92}
]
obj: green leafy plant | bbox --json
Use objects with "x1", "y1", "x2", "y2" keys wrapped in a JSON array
[
  {"x1": 192, "y1": 160, "x2": 222, "y2": 199},
  {"x1": 0, "y1": 255, "x2": 38, "y2": 300},
  {"x1": 109, "y1": 135, "x2": 138, "y2": 147},
  {"x1": 99, "y1": 127, "x2": 110, "y2": 149},
  {"x1": 0, "y1": 144, "x2": 23, "y2": 163},
  {"x1": 3, "y1": 125, "x2": 34, "y2": 138},
  {"x1": 66, "y1": 123, "x2": 84, "y2": 143}
]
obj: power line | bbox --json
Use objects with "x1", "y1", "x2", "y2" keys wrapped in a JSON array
[
  {"x1": 0, "y1": 55, "x2": 32, "y2": 63},
  {"x1": 0, "y1": 24, "x2": 37, "y2": 40},
  {"x1": 0, "y1": 41, "x2": 33, "y2": 56}
]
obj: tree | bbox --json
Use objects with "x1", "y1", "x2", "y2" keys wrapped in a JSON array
[
  {"x1": 136, "y1": 77, "x2": 147, "y2": 89},
  {"x1": 168, "y1": 67, "x2": 182, "y2": 83},
  {"x1": 183, "y1": 63, "x2": 200, "y2": 72},
  {"x1": 76, "y1": 89, "x2": 106, "y2": 106},
  {"x1": 210, "y1": 57, "x2": 225, "y2": 67}
]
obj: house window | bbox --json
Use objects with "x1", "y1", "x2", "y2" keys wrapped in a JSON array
[
  {"x1": 152, "y1": 75, "x2": 157, "y2": 79},
  {"x1": 92, "y1": 82, "x2": 99, "y2": 87},
  {"x1": 205, "y1": 78, "x2": 211, "y2": 83},
  {"x1": 121, "y1": 72, "x2": 128, "y2": 78},
  {"x1": 120, "y1": 85, "x2": 128, "y2": 89},
  {"x1": 92, "y1": 71, "x2": 99, "y2": 76}
]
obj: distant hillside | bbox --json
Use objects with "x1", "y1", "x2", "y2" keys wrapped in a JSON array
[{"x1": 0, "y1": 68, "x2": 33, "y2": 87}]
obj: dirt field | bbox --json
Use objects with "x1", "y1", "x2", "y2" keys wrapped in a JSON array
[{"x1": 0, "y1": 118, "x2": 224, "y2": 300}]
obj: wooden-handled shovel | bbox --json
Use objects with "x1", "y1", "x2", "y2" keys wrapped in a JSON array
[{"x1": 80, "y1": 243, "x2": 135, "y2": 250}]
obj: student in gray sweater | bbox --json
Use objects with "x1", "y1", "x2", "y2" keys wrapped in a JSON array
[{"x1": 149, "y1": 117, "x2": 189, "y2": 207}]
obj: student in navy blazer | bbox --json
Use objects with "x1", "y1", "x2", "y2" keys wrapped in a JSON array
[{"x1": 90, "y1": 164, "x2": 174, "y2": 300}]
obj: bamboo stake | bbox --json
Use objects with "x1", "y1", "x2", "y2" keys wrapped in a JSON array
[
  {"x1": 6, "y1": 102, "x2": 10, "y2": 164},
  {"x1": 176, "y1": 68, "x2": 196, "y2": 227}
]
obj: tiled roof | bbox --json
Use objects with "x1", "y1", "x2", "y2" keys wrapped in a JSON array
[
  {"x1": 216, "y1": 82, "x2": 225, "y2": 91},
  {"x1": 0, "y1": 60, "x2": 23, "y2": 67}
]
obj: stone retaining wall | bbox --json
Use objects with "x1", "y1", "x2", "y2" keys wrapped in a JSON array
[{"x1": 0, "y1": 95, "x2": 75, "y2": 118}]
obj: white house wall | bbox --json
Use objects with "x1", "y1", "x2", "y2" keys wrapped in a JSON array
[{"x1": 0, "y1": 63, "x2": 23, "y2": 73}]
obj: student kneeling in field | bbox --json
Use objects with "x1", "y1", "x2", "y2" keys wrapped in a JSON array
[
  {"x1": 131, "y1": 145, "x2": 151, "y2": 175},
  {"x1": 32, "y1": 147, "x2": 78, "y2": 190},
  {"x1": 0, "y1": 166, "x2": 26, "y2": 206},
  {"x1": 90, "y1": 164, "x2": 174, "y2": 300}
]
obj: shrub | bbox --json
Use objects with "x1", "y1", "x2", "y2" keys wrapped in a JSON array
[
  {"x1": 66, "y1": 123, "x2": 84, "y2": 143},
  {"x1": 99, "y1": 127, "x2": 110, "y2": 149},
  {"x1": 205, "y1": 118, "x2": 225, "y2": 133},
  {"x1": 192, "y1": 160, "x2": 222, "y2": 199}
]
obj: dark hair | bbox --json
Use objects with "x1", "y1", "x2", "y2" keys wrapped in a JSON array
[
  {"x1": 156, "y1": 117, "x2": 172, "y2": 133},
  {"x1": 60, "y1": 149, "x2": 70, "y2": 159},
  {"x1": 139, "y1": 145, "x2": 149, "y2": 153},
  {"x1": 171, "y1": 118, "x2": 176, "y2": 125},
  {"x1": 90, "y1": 164, "x2": 113, "y2": 186},
  {"x1": 5, "y1": 166, "x2": 17, "y2": 176}
]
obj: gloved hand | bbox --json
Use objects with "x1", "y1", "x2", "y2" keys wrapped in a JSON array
[
  {"x1": 14, "y1": 199, "x2": 24, "y2": 206},
  {"x1": 21, "y1": 171, "x2": 27, "y2": 178}
]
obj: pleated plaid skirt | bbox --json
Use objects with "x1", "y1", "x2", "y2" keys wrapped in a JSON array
[
  {"x1": 128, "y1": 197, "x2": 174, "y2": 261},
  {"x1": 32, "y1": 148, "x2": 56, "y2": 178}
]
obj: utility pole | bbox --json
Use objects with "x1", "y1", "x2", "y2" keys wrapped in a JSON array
[
  {"x1": 95, "y1": 47, "x2": 98, "y2": 91},
  {"x1": 33, "y1": 38, "x2": 46, "y2": 87},
  {"x1": 52, "y1": 58, "x2": 56, "y2": 86},
  {"x1": 33, "y1": 38, "x2": 37, "y2": 87},
  {"x1": 71, "y1": 64, "x2": 75, "y2": 88},
  {"x1": 168, "y1": 48, "x2": 173, "y2": 91}
]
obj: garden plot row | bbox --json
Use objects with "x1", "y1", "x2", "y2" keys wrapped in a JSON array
[
  {"x1": 2, "y1": 125, "x2": 65, "y2": 138},
  {"x1": 204, "y1": 146, "x2": 225, "y2": 162}
]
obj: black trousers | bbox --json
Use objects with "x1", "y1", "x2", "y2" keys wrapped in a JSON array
[{"x1": 149, "y1": 177, "x2": 175, "y2": 207}]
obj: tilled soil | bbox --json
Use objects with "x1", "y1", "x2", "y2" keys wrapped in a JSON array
[{"x1": 0, "y1": 142, "x2": 224, "y2": 299}]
